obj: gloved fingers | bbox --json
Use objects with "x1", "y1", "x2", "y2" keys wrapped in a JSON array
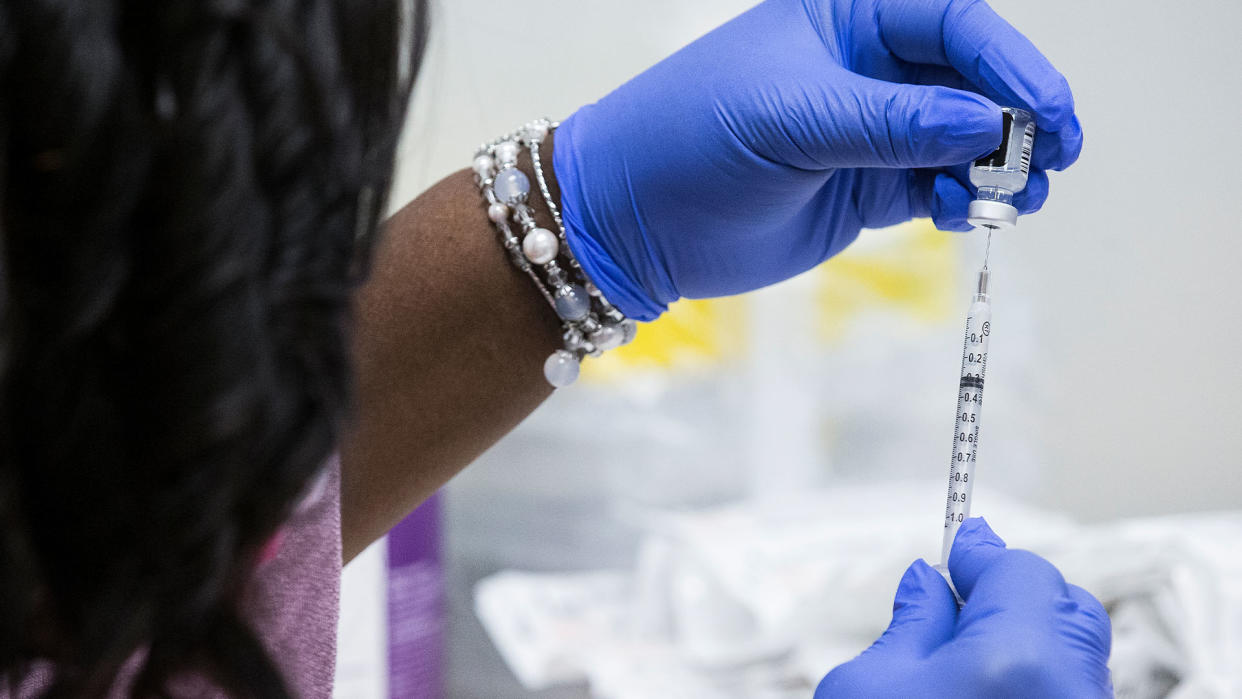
[
  {"x1": 1032, "y1": 115, "x2": 1084, "y2": 171},
  {"x1": 850, "y1": 169, "x2": 917, "y2": 230},
  {"x1": 1066, "y1": 584, "x2": 1113, "y2": 656},
  {"x1": 870, "y1": 559, "x2": 959, "y2": 656},
  {"x1": 1065, "y1": 584, "x2": 1116, "y2": 695},
  {"x1": 1012, "y1": 169, "x2": 1049, "y2": 214},
  {"x1": 945, "y1": 516, "x2": 1009, "y2": 600},
  {"x1": 907, "y1": 63, "x2": 973, "y2": 92},
  {"x1": 910, "y1": 170, "x2": 973, "y2": 231},
  {"x1": 900, "y1": 64, "x2": 1081, "y2": 172},
  {"x1": 950, "y1": 519, "x2": 1075, "y2": 625},
  {"x1": 821, "y1": 75, "x2": 1000, "y2": 169},
  {"x1": 930, "y1": 173, "x2": 974, "y2": 231},
  {"x1": 814, "y1": 657, "x2": 894, "y2": 698},
  {"x1": 815, "y1": 560, "x2": 960, "y2": 697},
  {"x1": 904, "y1": 66, "x2": 1082, "y2": 171},
  {"x1": 875, "y1": 0, "x2": 1077, "y2": 133}
]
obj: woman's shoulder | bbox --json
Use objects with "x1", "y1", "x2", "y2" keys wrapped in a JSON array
[
  {"x1": 240, "y1": 454, "x2": 344, "y2": 697},
  {"x1": 3, "y1": 456, "x2": 344, "y2": 699}
]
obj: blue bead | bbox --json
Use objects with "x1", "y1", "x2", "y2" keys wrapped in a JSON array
[
  {"x1": 554, "y1": 284, "x2": 590, "y2": 321},
  {"x1": 493, "y1": 167, "x2": 530, "y2": 205}
]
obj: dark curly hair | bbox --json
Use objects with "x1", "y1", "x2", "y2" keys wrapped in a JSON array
[{"x1": 0, "y1": 0, "x2": 426, "y2": 696}]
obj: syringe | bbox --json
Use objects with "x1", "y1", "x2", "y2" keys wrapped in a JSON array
[
  {"x1": 940, "y1": 253, "x2": 992, "y2": 567},
  {"x1": 937, "y1": 106, "x2": 1034, "y2": 577}
]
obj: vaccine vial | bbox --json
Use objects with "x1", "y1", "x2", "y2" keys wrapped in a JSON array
[{"x1": 967, "y1": 107, "x2": 1036, "y2": 230}]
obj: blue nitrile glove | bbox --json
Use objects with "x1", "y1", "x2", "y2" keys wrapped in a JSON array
[
  {"x1": 554, "y1": 0, "x2": 1083, "y2": 320},
  {"x1": 814, "y1": 518, "x2": 1113, "y2": 698}
]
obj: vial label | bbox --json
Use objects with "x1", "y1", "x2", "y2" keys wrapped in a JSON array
[{"x1": 1018, "y1": 120, "x2": 1034, "y2": 175}]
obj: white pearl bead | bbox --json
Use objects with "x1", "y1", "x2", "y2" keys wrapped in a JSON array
[
  {"x1": 526, "y1": 122, "x2": 549, "y2": 142},
  {"x1": 543, "y1": 350, "x2": 579, "y2": 388},
  {"x1": 495, "y1": 140, "x2": 519, "y2": 165},
  {"x1": 488, "y1": 203, "x2": 509, "y2": 223},
  {"x1": 522, "y1": 228, "x2": 559, "y2": 265},
  {"x1": 472, "y1": 154, "x2": 494, "y2": 178},
  {"x1": 589, "y1": 325, "x2": 623, "y2": 352}
]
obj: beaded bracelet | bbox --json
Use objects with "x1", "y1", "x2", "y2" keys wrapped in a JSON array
[{"x1": 472, "y1": 119, "x2": 636, "y2": 388}]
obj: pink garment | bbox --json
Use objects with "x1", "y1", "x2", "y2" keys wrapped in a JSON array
[{"x1": 6, "y1": 456, "x2": 343, "y2": 699}]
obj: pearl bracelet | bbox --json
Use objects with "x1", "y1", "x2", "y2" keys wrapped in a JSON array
[{"x1": 472, "y1": 119, "x2": 636, "y2": 388}]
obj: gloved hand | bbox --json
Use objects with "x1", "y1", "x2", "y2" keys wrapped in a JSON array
[
  {"x1": 554, "y1": 0, "x2": 1082, "y2": 320},
  {"x1": 815, "y1": 518, "x2": 1112, "y2": 698}
]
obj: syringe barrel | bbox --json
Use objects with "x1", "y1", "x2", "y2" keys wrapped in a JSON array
[{"x1": 940, "y1": 298, "x2": 991, "y2": 565}]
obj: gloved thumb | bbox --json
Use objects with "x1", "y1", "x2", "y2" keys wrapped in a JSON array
[
  {"x1": 815, "y1": 559, "x2": 957, "y2": 697},
  {"x1": 811, "y1": 75, "x2": 1002, "y2": 170},
  {"x1": 867, "y1": 559, "x2": 958, "y2": 657}
]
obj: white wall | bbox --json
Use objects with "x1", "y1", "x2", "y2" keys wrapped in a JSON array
[
  {"x1": 986, "y1": 0, "x2": 1242, "y2": 518},
  {"x1": 392, "y1": 0, "x2": 1242, "y2": 523}
]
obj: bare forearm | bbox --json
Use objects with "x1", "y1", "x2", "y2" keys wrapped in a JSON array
[{"x1": 339, "y1": 143, "x2": 562, "y2": 562}]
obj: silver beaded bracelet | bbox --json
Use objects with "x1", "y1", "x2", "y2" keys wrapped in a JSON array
[{"x1": 472, "y1": 119, "x2": 636, "y2": 388}]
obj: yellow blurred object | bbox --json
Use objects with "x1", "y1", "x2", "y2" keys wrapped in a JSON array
[
  {"x1": 581, "y1": 220, "x2": 958, "y2": 382},
  {"x1": 582, "y1": 295, "x2": 747, "y2": 381},
  {"x1": 814, "y1": 221, "x2": 958, "y2": 343}
]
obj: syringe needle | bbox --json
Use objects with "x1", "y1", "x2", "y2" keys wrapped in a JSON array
[{"x1": 982, "y1": 228, "x2": 994, "y2": 270}]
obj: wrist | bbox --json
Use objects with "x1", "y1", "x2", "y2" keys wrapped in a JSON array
[
  {"x1": 471, "y1": 120, "x2": 638, "y2": 387},
  {"x1": 551, "y1": 112, "x2": 670, "y2": 322}
]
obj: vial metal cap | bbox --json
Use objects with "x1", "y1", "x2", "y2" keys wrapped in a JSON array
[{"x1": 967, "y1": 199, "x2": 1018, "y2": 230}]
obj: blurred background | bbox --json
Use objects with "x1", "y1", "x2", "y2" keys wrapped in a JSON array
[{"x1": 333, "y1": 1, "x2": 1242, "y2": 697}]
